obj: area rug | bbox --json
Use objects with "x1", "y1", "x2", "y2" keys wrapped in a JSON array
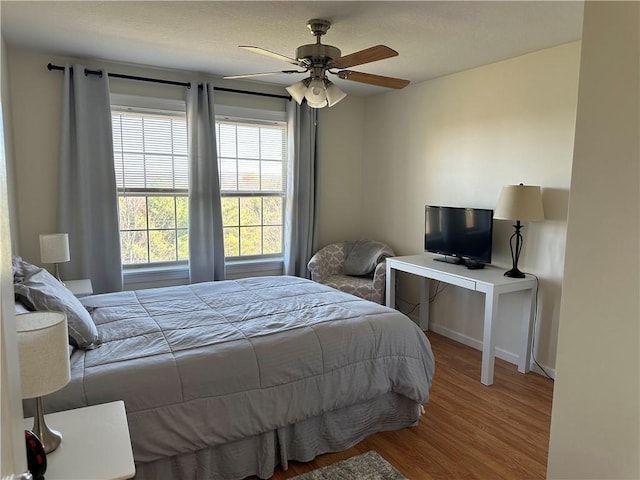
[{"x1": 291, "y1": 451, "x2": 407, "y2": 480}]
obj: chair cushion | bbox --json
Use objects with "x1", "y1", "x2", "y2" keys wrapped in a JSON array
[{"x1": 323, "y1": 274, "x2": 377, "y2": 303}]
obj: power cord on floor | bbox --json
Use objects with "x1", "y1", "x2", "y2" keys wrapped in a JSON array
[
  {"x1": 394, "y1": 280, "x2": 449, "y2": 316},
  {"x1": 395, "y1": 296, "x2": 419, "y2": 316},
  {"x1": 393, "y1": 274, "x2": 419, "y2": 316},
  {"x1": 525, "y1": 272, "x2": 554, "y2": 381}
]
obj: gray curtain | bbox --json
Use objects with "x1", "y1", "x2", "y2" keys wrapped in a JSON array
[
  {"x1": 284, "y1": 101, "x2": 318, "y2": 277},
  {"x1": 186, "y1": 83, "x2": 225, "y2": 283},
  {"x1": 58, "y1": 64, "x2": 122, "y2": 293}
]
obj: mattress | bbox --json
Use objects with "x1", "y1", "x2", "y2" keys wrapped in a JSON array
[{"x1": 38, "y1": 275, "x2": 435, "y2": 464}]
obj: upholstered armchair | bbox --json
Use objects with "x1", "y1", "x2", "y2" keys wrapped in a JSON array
[{"x1": 307, "y1": 240, "x2": 395, "y2": 304}]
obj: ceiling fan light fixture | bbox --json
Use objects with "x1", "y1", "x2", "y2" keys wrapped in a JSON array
[
  {"x1": 286, "y1": 75, "x2": 347, "y2": 109},
  {"x1": 325, "y1": 80, "x2": 347, "y2": 107},
  {"x1": 304, "y1": 77, "x2": 327, "y2": 105},
  {"x1": 306, "y1": 98, "x2": 328, "y2": 109},
  {"x1": 286, "y1": 79, "x2": 309, "y2": 105}
]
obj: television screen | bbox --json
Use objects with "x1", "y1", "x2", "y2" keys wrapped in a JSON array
[{"x1": 424, "y1": 206, "x2": 493, "y2": 266}]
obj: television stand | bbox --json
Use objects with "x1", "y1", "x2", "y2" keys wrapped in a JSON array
[
  {"x1": 385, "y1": 253, "x2": 537, "y2": 386},
  {"x1": 433, "y1": 255, "x2": 486, "y2": 270}
]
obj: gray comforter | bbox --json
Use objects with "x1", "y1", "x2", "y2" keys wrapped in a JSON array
[{"x1": 41, "y1": 276, "x2": 435, "y2": 463}]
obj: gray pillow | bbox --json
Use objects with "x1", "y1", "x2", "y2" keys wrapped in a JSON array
[
  {"x1": 343, "y1": 240, "x2": 390, "y2": 276},
  {"x1": 14, "y1": 300, "x2": 30, "y2": 314},
  {"x1": 14, "y1": 265, "x2": 99, "y2": 349},
  {"x1": 12, "y1": 255, "x2": 37, "y2": 283}
]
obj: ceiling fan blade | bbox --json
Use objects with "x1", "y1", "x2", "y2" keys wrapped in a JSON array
[
  {"x1": 336, "y1": 70, "x2": 410, "y2": 89},
  {"x1": 330, "y1": 45, "x2": 398, "y2": 69},
  {"x1": 224, "y1": 70, "x2": 305, "y2": 80},
  {"x1": 239, "y1": 46, "x2": 301, "y2": 66}
]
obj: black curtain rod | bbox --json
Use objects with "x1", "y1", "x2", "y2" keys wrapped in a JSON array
[{"x1": 47, "y1": 63, "x2": 291, "y2": 101}]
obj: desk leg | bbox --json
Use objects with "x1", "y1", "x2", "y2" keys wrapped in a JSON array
[
  {"x1": 386, "y1": 263, "x2": 396, "y2": 308},
  {"x1": 481, "y1": 289, "x2": 499, "y2": 386},
  {"x1": 518, "y1": 287, "x2": 536, "y2": 374},
  {"x1": 419, "y1": 278, "x2": 430, "y2": 331}
]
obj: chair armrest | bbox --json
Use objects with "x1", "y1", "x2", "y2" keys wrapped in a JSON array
[
  {"x1": 372, "y1": 259, "x2": 389, "y2": 304},
  {"x1": 307, "y1": 243, "x2": 347, "y2": 282}
]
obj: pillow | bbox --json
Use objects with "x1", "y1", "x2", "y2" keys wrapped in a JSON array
[
  {"x1": 343, "y1": 240, "x2": 390, "y2": 276},
  {"x1": 14, "y1": 265, "x2": 99, "y2": 349},
  {"x1": 12, "y1": 255, "x2": 40, "y2": 284}
]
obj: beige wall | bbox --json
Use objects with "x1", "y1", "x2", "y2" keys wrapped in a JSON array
[
  {"x1": 2, "y1": 39, "x2": 19, "y2": 255},
  {"x1": 547, "y1": 2, "x2": 639, "y2": 478},
  {"x1": 6, "y1": 48, "x2": 63, "y2": 265},
  {"x1": 361, "y1": 42, "x2": 581, "y2": 371},
  {"x1": 316, "y1": 97, "x2": 365, "y2": 248}
]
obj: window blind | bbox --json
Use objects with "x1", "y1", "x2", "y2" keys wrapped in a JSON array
[{"x1": 112, "y1": 110, "x2": 188, "y2": 192}]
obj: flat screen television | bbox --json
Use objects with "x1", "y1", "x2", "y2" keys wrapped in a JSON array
[{"x1": 424, "y1": 205, "x2": 493, "y2": 268}]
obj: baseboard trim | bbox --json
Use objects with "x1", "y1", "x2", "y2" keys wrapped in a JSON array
[
  {"x1": 423, "y1": 321, "x2": 556, "y2": 379},
  {"x1": 427, "y1": 323, "x2": 519, "y2": 365},
  {"x1": 528, "y1": 360, "x2": 556, "y2": 380}
]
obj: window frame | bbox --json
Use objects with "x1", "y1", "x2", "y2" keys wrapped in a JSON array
[
  {"x1": 111, "y1": 94, "x2": 189, "y2": 269},
  {"x1": 110, "y1": 96, "x2": 289, "y2": 281},
  {"x1": 215, "y1": 106, "x2": 288, "y2": 261}
]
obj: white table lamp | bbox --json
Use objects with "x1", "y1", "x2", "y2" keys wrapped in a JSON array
[
  {"x1": 494, "y1": 184, "x2": 545, "y2": 278},
  {"x1": 39, "y1": 233, "x2": 70, "y2": 282},
  {"x1": 17, "y1": 311, "x2": 71, "y2": 453}
]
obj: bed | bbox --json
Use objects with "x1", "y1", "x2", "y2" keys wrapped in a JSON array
[{"x1": 15, "y1": 265, "x2": 435, "y2": 479}]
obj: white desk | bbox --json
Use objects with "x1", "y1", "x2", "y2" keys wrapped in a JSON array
[
  {"x1": 24, "y1": 401, "x2": 135, "y2": 479},
  {"x1": 386, "y1": 253, "x2": 536, "y2": 386}
]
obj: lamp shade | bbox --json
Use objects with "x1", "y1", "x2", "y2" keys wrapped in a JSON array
[
  {"x1": 286, "y1": 79, "x2": 309, "y2": 105},
  {"x1": 325, "y1": 81, "x2": 347, "y2": 107},
  {"x1": 39, "y1": 233, "x2": 70, "y2": 264},
  {"x1": 304, "y1": 78, "x2": 327, "y2": 105},
  {"x1": 494, "y1": 185, "x2": 545, "y2": 222},
  {"x1": 16, "y1": 311, "x2": 71, "y2": 399},
  {"x1": 286, "y1": 78, "x2": 346, "y2": 109}
]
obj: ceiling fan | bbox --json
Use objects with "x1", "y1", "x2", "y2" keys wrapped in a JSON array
[{"x1": 224, "y1": 19, "x2": 410, "y2": 108}]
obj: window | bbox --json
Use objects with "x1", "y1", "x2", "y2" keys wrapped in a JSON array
[
  {"x1": 112, "y1": 108, "x2": 189, "y2": 266},
  {"x1": 217, "y1": 119, "x2": 287, "y2": 259},
  {"x1": 111, "y1": 100, "x2": 287, "y2": 267}
]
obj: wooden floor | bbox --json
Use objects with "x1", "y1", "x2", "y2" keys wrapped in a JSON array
[{"x1": 268, "y1": 332, "x2": 554, "y2": 479}]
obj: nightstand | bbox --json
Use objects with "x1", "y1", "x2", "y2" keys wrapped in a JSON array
[
  {"x1": 23, "y1": 401, "x2": 135, "y2": 480},
  {"x1": 65, "y1": 279, "x2": 93, "y2": 297}
]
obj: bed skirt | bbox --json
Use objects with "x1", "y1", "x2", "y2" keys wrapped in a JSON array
[{"x1": 133, "y1": 392, "x2": 421, "y2": 480}]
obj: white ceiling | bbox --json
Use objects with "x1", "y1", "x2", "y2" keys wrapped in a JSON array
[{"x1": 1, "y1": 1, "x2": 584, "y2": 96}]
